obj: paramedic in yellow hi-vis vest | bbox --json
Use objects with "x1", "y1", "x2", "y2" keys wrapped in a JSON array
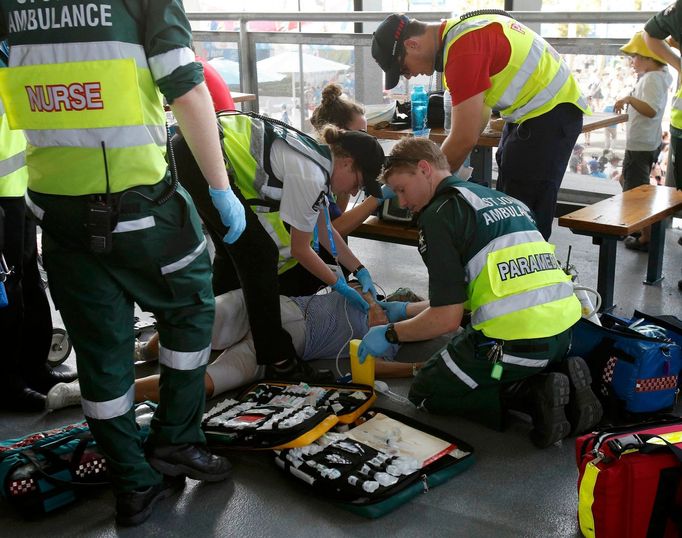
[
  {"x1": 0, "y1": 41, "x2": 77, "y2": 412},
  {"x1": 371, "y1": 11, "x2": 590, "y2": 240},
  {"x1": 358, "y1": 138, "x2": 603, "y2": 448},
  {"x1": 0, "y1": 1, "x2": 246, "y2": 527}
]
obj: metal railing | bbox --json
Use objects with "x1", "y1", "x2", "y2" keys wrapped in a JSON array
[{"x1": 188, "y1": 10, "x2": 658, "y2": 122}]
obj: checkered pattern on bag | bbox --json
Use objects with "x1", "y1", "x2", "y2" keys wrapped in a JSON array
[
  {"x1": 635, "y1": 375, "x2": 679, "y2": 392},
  {"x1": 75, "y1": 454, "x2": 107, "y2": 479},
  {"x1": 8, "y1": 478, "x2": 37, "y2": 497},
  {"x1": 600, "y1": 356, "x2": 618, "y2": 397}
]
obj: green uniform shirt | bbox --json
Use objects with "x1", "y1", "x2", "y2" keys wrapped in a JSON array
[
  {"x1": 418, "y1": 176, "x2": 477, "y2": 307},
  {"x1": 645, "y1": 1, "x2": 682, "y2": 44},
  {"x1": 0, "y1": 0, "x2": 202, "y2": 103}
]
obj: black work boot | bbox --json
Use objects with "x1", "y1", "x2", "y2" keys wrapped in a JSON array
[
  {"x1": 147, "y1": 444, "x2": 232, "y2": 482},
  {"x1": 528, "y1": 373, "x2": 571, "y2": 448},
  {"x1": 115, "y1": 475, "x2": 185, "y2": 527},
  {"x1": 26, "y1": 366, "x2": 78, "y2": 394},
  {"x1": 504, "y1": 373, "x2": 570, "y2": 448},
  {"x1": 264, "y1": 358, "x2": 335, "y2": 384},
  {"x1": 560, "y1": 356, "x2": 603, "y2": 435}
]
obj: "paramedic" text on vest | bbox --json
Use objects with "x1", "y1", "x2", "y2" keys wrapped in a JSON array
[{"x1": 497, "y1": 252, "x2": 559, "y2": 281}]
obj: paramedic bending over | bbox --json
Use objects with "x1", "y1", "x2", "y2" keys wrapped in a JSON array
[{"x1": 173, "y1": 120, "x2": 385, "y2": 382}]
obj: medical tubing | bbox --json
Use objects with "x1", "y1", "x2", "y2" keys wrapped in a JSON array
[{"x1": 573, "y1": 284, "x2": 602, "y2": 317}]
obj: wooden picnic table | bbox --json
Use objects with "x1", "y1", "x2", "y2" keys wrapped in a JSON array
[
  {"x1": 558, "y1": 184, "x2": 682, "y2": 310},
  {"x1": 367, "y1": 112, "x2": 628, "y2": 186}
]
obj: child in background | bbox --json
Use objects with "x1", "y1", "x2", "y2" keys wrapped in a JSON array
[{"x1": 614, "y1": 31, "x2": 673, "y2": 252}]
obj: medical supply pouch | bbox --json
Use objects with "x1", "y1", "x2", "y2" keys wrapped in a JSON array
[
  {"x1": 575, "y1": 417, "x2": 682, "y2": 538},
  {"x1": 0, "y1": 403, "x2": 155, "y2": 517},
  {"x1": 274, "y1": 407, "x2": 474, "y2": 518},
  {"x1": 202, "y1": 381, "x2": 376, "y2": 450},
  {"x1": 571, "y1": 317, "x2": 681, "y2": 416}
]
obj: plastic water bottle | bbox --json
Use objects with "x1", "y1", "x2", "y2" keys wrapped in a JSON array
[
  {"x1": 443, "y1": 89, "x2": 452, "y2": 135},
  {"x1": 410, "y1": 85, "x2": 428, "y2": 137}
]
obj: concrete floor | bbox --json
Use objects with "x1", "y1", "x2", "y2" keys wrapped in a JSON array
[{"x1": 0, "y1": 218, "x2": 680, "y2": 537}]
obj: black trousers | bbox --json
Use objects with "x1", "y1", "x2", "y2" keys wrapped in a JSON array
[
  {"x1": 495, "y1": 103, "x2": 583, "y2": 240},
  {"x1": 0, "y1": 197, "x2": 53, "y2": 392},
  {"x1": 172, "y1": 135, "x2": 323, "y2": 365}
]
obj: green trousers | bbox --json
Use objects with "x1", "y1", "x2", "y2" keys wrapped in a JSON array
[
  {"x1": 29, "y1": 182, "x2": 214, "y2": 492},
  {"x1": 408, "y1": 324, "x2": 571, "y2": 429}
]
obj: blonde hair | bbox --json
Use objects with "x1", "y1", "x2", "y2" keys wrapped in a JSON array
[
  {"x1": 381, "y1": 137, "x2": 449, "y2": 182},
  {"x1": 310, "y1": 83, "x2": 365, "y2": 131},
  {"x1": 320, "y1": 123, "x2": 352, "y2": 159}
]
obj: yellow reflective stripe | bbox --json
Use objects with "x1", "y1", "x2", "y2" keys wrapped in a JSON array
[
  {"x1": 0, "y1": 59, "x2": 143, "y2": 130},
  {"x1": 82, "y1": 384, "x2": 135, "y2": 421},
  {"x1": 159, "y1": 344, "x2": 211, "y2": 371},
  {"x1": 578, "y1": 460, "x2": 599, "y2": 538},
  {"x1": 148, "y1": 46, "x2": 195, "y2": 81}
]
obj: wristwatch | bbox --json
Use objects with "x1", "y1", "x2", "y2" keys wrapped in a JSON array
[{"x1": 385, "y1": 323, "x2": 400, "y2": 344}]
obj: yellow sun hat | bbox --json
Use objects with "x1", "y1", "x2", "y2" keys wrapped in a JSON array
[{"x1": 620, "y1": 31, "x2": 667, "y2": 64}]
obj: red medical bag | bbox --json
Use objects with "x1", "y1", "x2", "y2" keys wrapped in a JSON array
[{"x1": 575, "y1": 418, "x2": 682, "y2": 538}]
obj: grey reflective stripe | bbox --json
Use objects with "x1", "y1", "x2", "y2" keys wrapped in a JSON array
[
  {"x1": 0, "y1": 98, "x2": 4, "y2": 114},
  {"x1": 10, "y1": 41, "x2": 148, "y2": 68},
  {"x1": 504, "y1": 62, "x2": 572, "y2": 122},
  {"x1": 24, "y1": 124, "x2": 166, "y2": 149},
  {"x1": 250, "y1": 119, "x2": 270, "y2": 196},
  {"x1": 465, "y1": 230, "x2": 545, "y2": 282},
  {"x1": 24, "y1": 193, "x2": 44, "y2": 220},
  {"x1": 494, "y1": 38, "x2": 544, "y2": 111},
  {"x1": 81, "y1": 384, "x2": 134, "y2": 420},
  {"x1": 256, "y1": 213, "x2": 292, "y2": 271},
  {"x1": 148, "y1": 47, "x2": 195, "y2": 81},
  {"x1": 284, "y1": 132, "x2": 333, "y2": 174},
  {"x1": 160, "y1": 238, "x2": 207, "y2": 275},
  {"x1": 673, "y1": 97, "x2": 682, "y2": 111},
  {"x1": 444, "y1": 17, "x2": 491, "y2": 44},
  {"x1": 501, "y1": 353, "x2": 548, "y2": 368},
  {"x1": 113, "y1": 216, "x2": 155, "y2": 234},
  {"x1": 0, "y1": 151, "x2": 26, "y2": 176},
  {"x1": 440, "y1": 349, "x2": 478, "y2": 389},
  {"x1": 452, "y1": 186, "x2": 489, "y2": 211},
  {"x1": 472, "y1": 282, "x2": 575, "y2": 326},
  {"x1": 159, "y1": 344, "x2": 211, "y2": 370}
]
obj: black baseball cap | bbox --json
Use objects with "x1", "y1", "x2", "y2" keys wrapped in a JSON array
[
  {"x1": 372, "y1": 14, "x2": 410, "y2": 90},
  {"x1": 339, "y1": 131, "x2": 384, "y2": 198}
]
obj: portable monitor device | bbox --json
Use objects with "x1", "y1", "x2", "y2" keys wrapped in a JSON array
[{"x1": 380, "y1": 197, "x2": 413, "y2": 223}]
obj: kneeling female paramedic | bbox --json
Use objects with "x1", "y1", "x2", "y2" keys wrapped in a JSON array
[{"x1": 173, "y1": 115, "x2": 385, "y2": 382}]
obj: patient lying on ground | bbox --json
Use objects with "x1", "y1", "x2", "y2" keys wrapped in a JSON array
[{"x1": 47, "y1": 285, "x2": 429, "y2": 409}]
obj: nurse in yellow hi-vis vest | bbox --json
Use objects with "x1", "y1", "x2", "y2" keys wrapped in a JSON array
[
  {"x1": 371, "y1": 10, "x2": 590, "y2": 240},
  {"x1": 0, "y1": 1, "x2": 245, "y2": 527}
]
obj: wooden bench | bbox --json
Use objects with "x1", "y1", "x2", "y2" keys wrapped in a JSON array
[
  {"x1": 350, "y1": 216, "x2": 418, "y2": 247},
  {"x1": 558, "y1": 184, "x2": 682, "y2": 311}
]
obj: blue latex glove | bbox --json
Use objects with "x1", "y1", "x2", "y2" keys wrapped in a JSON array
[
  {"x1": 355, "y1": 267, "x2": 377, "y2": 299},
  {"x1": 208, "y1": 187, "x2": 246, "y2": 244},
  {"x1": 376, "y1": 184, "x2": 396, "y2": 206},
  {"x1": 378, "y1": 300, "x2": 408, "y2": 322},
  {"x1": 331, "y1": 275, "x2": 369, "y2": 313},
  {"x1": 358, "y1": 325, "x2": 391, "y2": 363}
]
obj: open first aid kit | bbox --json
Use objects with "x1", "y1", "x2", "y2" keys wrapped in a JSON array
[
  {"x1": 202, "y1": 381, "x2": 377, "y2": 450},
  {"x1": 575, "y1": 417, "x2": 682, "y2": 538},
  {"x1": 274, "y1": 407, "x2": 474, "y2": 518}
]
